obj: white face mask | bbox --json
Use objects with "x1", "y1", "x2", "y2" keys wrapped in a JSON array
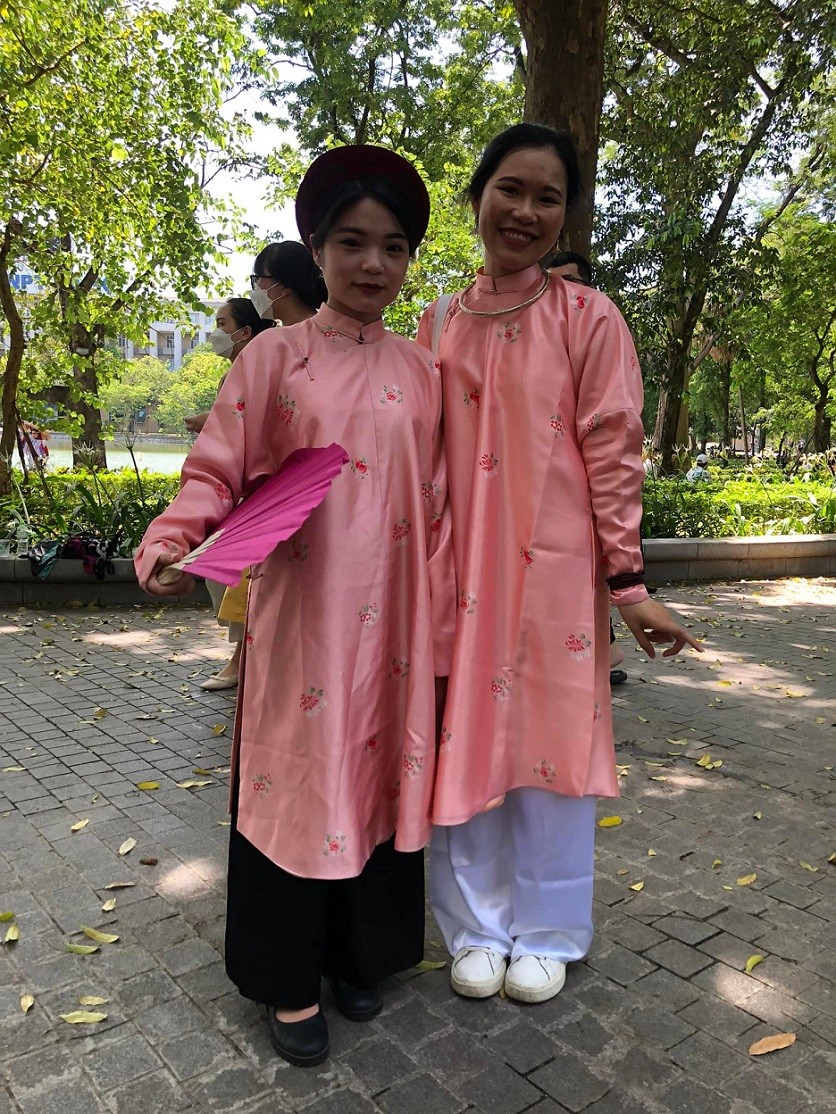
[
  {"x1": 250, "y1": 280, "x2": 288, "y2": 320},
  {"x1": 208, "y1": 326, "x2": 242, "y2": 357}
]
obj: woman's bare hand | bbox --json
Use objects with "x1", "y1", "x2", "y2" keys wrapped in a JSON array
[
  {"x1": 617, "y1": 598, "x2": 703, "y2": 658},
  {"x1": 145, "y1": 549, "x2": 195, "y2": 597}
]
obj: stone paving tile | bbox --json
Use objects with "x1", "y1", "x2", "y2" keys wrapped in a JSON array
[{"x1": 0, "y1": 579, "x2": 833, "y2": 1112}]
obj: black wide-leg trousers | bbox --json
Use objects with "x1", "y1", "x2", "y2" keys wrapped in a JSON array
[{"x1": 225, "y1": 820, "x2": 425, "y2": 1010}]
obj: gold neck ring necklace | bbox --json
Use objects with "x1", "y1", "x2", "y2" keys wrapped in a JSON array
[{"x1": 457, "y1": 268, "x2": 550, "y2": 318}]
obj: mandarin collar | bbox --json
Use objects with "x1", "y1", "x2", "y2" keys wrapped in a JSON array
[
  {"x1": 474, "y1": 264, "x2": 545, "y2": 295},
  {"x1": 314, "y1": 304, "x2": 385, "y2": 344}
]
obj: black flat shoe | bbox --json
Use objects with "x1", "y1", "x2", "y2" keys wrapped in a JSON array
[
  {"x1": 267, "y1": 1006, "x2": 329, "y2": 1067},
  {"x1": 328, "y1": 976, "x2": 382, "y2": 1022},
  {"x1": 610, "y1": 668, "x2": 628, "y2": 687}
]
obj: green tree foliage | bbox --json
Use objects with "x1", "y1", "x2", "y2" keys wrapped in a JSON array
[
  {"x1": 155, "y1": 348, "x2": 228, "y2": 434},
  {"x1": 597, "y1": 0, "x2": 836, "y2": 469},
  {"x1": 742, "y1": 207, "x2": 836, "y2": 451},
  {"x1": 0, "y1": 0, "x2": 250, "y2": 488},
  {"x1": 99, "y1": 356, "x2": 174, "y2": 431}
]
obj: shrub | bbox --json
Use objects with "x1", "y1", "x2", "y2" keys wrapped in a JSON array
[{"x1": 2, "y1": 469, "x2": 179, "y2": 555}]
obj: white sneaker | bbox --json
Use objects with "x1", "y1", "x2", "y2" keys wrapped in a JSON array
[
  {"x1": 450, "y1": 946, "x2": 508, "y2": 998},
  {"x1": 504, "y1": 955, "x2": 566, "y2": 1003}
]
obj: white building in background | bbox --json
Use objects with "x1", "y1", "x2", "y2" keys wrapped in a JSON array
[
  {"x1": 2, "y1": 262, "x2": 225, "y2": 371},
  {"x1": 116, "y1": 304, "x2": 224, "y2": 369}
]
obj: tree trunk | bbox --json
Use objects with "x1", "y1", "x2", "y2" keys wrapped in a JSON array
[
  {"x1": 654, "y1": 342, "x2": 691, "y2": 472},
  {"x1": 813, "y1": 389, "x2": 832, "y2": 451},
  {"x1": 720, "y1": 356, "x2": 732, "y2": 447},
  {"x1": 513, "y1": 0, "x2": 608, "y2": 256},
  {"x1": 0, "y1": 246, "x2": 26, "y2": 496},
  {"x1": 68, "y1": 322, "x2": 107, "y2": 468}
]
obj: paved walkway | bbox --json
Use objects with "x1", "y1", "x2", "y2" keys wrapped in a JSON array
[{"x1": 0, "y1": 579, "x2": 834, "y2": 1114}]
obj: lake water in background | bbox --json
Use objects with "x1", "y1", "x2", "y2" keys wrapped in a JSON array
[{"x1": 31, "y1": 440, "x2": 189, "y2": 475}]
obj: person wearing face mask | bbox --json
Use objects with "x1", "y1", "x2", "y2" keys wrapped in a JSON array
[
  {"x1": 183, "y1": 299, "x2": 274, "y2": 690},
  {"x1": 249, "y1": 240, "x2": 327, "y2": 325}
]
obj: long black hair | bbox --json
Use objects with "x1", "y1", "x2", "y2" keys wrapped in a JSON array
[
  {"x1": 252, "y1": 241, "x2": 327, "y2": 311},
  {"x1": 466, "y1": 123, "x2": 582, "y2": 208},
  {"x1": 224, "y1": 297, "x2": 275, "y2": 336}
]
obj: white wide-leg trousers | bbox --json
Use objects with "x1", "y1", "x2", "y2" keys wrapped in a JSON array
[{"x1": 430, "y1": 788, "x2": 595, "y2": 963}]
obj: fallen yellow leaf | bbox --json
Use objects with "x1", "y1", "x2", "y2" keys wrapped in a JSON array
[
  {"x1": 66, "y1": 942, "x2": 99, "y2": 955},
  {"x1": 60, "y1": 1010, "x2": 107, "y2": 1024},
  {"x1": 177, "y1": 779, "x2": 212, "y2": 789},
  {"x1": 2, "y1": 766, "x2": 25, "y2": 772},
  {"x1": 103, "y1": 881, "x2": 135, "y2": 890},
  {"x1": 117, "y1": 838, "x2": 136, "y2": 856},
  {"x1": 81, "y1": 926, "x2": 119, "y2": 944},
  {"x1": 70, "y1": 818, "x2": 89, "y2": 832},
  {"x1": 650, "y1": 775, "x2": 667, "y2": 781},
  {"x1": 666, "y1": 738, "x2": 688, "y2": 745},
  {"x1": 722, "y1": 884, "x2": 733, "y2": 890},
  {"x1": 745, "y1": 955, "x2": 765, "y2": 974},
  {"x1": 135, "y1": 782, "x2": 159, "y2": 791},
  {"x1": 712, "y1": 859, "x2": 723, "y2": 869},
  {"x1": 597, "y1": 816, "x2": 623, "y2": 828},
  {"x1": 92, "y1": 707, "x2": 108, "y2": 719},
  {"x1": 737, "y1": 873, "x2": 757, "y2": 886},
  {"x1": 20, "y1": 994, "x2": 35, "y2": 1013},
  {"x1": 753, "y1": 812, "x2": 762, "y2": 820},
  {"x1": 829, "y1": 852, "x2": 836, "y2": 864},
  {"x1": 148, "y1": 737, "x2": 159, "y2": 744},
  {"x1": 617, "y1": 869, "x2": 629, "y2": 876},
  {"x1": 798, "y1": 861, "x2": 818, "y2": 872},
  {"x1": 101, "y1": 898, "x2": 117, "y2": 913},
  {"x1": 0, "y1": 912, "x2": 14, "y2": 921},
  {"x1": 629, "y1": 881, "x2": 645, "y2": 892},
  {"x1": 637, "y1": 715, "x2": 649, "y2": 723},
  {"x1": 415, "y1": 959, "x2": 446, "y2": 972},
  {"x1": 3, "y1": 923, "x2": 19, "y2": 944},
  {"x1": 696, "y1": 754, "x2": 713, "y2": 768},
  {"x1": 748, "y1": 1032, "x2": 796, "y2": 1056},
  {"x1": 647, "y1": 849, "x2": 657, "y2": 857},
  {"x1": 212, "y1": 723, "x2": 227, "y2": 736},
  {"x1": 78, "y1": 996, "x2": 108, "y2": 1006}
]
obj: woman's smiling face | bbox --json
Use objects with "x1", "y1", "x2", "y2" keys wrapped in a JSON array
[{"x1": 474, "y1": 146, "x2": 569, "y2": 278}]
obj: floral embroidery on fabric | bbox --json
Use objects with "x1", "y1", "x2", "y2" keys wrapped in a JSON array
[
  {"x1": 323, "y1": 832, "x2": 346, "y2": 855},
  {"x1": 430, "y1": 359, "x2": 441, "y2": 378},
  {"x1": 499, "y1": 322, "x2": 521, "y2": 343},
  {"x1": 390, "y1": 658, "x2": 410, "y2": 678},
  {"x1": 572, "y1": 294, "x2": 588, "y2": 310},
  {"x1": 431, "y1": 512, "x2": 442, "y2": 534},
  {"x1": 463, "y1": 388, "x2": 481, "y2": 409},
  {"x1": 252, "y1": 773, "x2": 272, "y2": 796},
  {"x1": 586, "y1": 413, "x2": 601, "y2": 432},
  {"x1": 479, "y1": 452, "x2": 499, "y2": 477},
  {"x1": 386, "y1": 782, "x2": 401, "y2": 801},
  {"x1": 214, "y1": 482, "x2": 233, "y2": 502},
  {"x1": 491, "y1": 677, "x2": 512, "y2": 701},
  {"x1": 422, "y1": 480, "x2": 442, "y2": 503},
  {"x1": 593, "y1": 702, "x2": 602, "y2": 722},
  {"x1": 392, "y1": 518, "x2": 412, "y2": 544},
  {"x1": 275, "y1": 394, "x2": 297, "y2": 427},
  {"x1": 359, "y1": 604, "x2": 379, "y2": 626},
  {"x1": 380, "y1": 385, "x2": 403, "y2": 405},
  {"x1": 233, "y1": 397, "x2": 245, "y2": 417},
  {"x1": 459, "y1": 592, "x2": 477, "y2": 615},
  {"x1": 402, "y1": 753, "x2": 423, "y2": 778},
  {"x1": 519, "y1": 546, "x2": 534, "y2": 570},
  {"x1": 288, "y1": 540, "x2": 309, "y2": 562},
  {"x1": 550, "y1": 413, "x2": 566, "y2": 438},
  {"x1": 565, "y1": 633, "x2": 592, "y2": 660},
  {"x1": 440, "y1": 727, "x2": 452, "y2": 754},
  {"x1": 300, "y1": 687, "x2": 327, "y2": 716},
  {"x1": 364, "y1": 735, "x2": 380, "y2": 755},
  {"x1": 319, "y1": 327, "x2": 340, "y2": 342},
  {"x1": 245, "y1": 632, "x2": 254, "y2": 647},
  {"x1": 350, "y1": 457, "x2": 370, "y2": 477},
  {"x1": 533, "y1": 759, "x2": 556, "y2": 784}
]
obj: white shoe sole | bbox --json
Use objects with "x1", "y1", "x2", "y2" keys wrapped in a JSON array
[
  {"x1": 450, "y1": 965, "x2": 507, "y2": 999},
  {"x1": 504, "y1": 968, "x2": 566, "y2": 1004}
]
